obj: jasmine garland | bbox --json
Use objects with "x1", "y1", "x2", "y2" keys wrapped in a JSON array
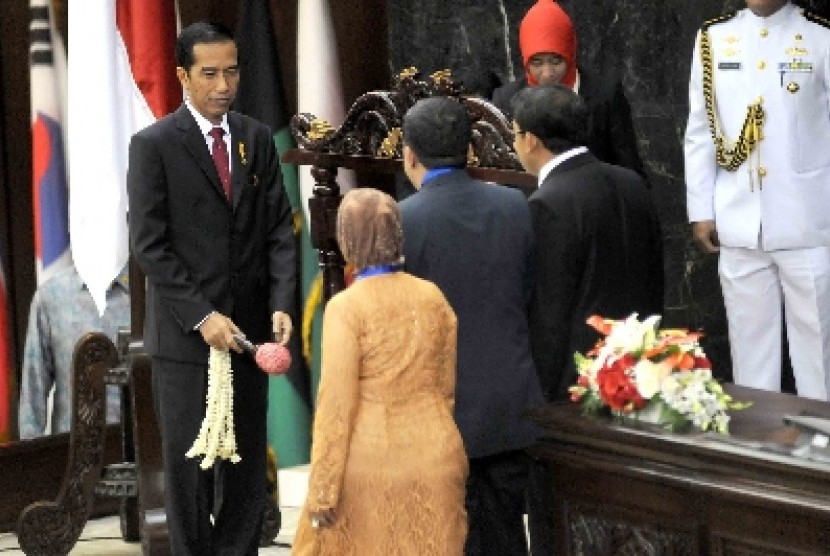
[{"x1": 186, "y1": 347, "x2": 241, "y2": 469}]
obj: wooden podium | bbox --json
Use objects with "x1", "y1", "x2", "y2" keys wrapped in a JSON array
[{"x1": 528, "y1": 385, "x2": 830, "y2": 554}]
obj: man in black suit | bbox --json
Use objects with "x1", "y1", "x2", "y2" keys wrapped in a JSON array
[
  {"x1": 127, "y1": 22, "x2": 295, "y2": 556},
  {"x1": 513, "y1": 83, "x2": 663, "y2": 401},
  {"x1": 399, "y1": 97, "x2": 544, "y2": 556},
  {"x1": 513, "y1": 84, "x2": 663, "y2": 554}
]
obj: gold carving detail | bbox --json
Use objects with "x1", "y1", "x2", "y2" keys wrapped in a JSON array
[
  {"x1": 377, "y1": 127, "x2": 402, "y2": 158},
  {"x1": 307, "y1": 119, "x2": 335, "y2": 142},
  {"x1": 430, "y1": 69, "x2": 452, "y2": 85}
]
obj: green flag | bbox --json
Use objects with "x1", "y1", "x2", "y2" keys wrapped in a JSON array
[{"x1": 235, "y1": 0, "x2": 321, "y2": 468}]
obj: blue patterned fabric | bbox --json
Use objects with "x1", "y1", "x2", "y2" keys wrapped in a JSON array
[{"x1": 18, "y1": 265, "x2": 130, "y2": 439}]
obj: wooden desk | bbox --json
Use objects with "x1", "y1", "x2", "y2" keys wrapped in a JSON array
[{"x1": 529, "y1": 385, "x2": 830, "y2": 554}]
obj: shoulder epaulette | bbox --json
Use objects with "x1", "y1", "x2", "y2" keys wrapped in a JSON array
[
  {"x1": 701, "y1": 11, "x2": 737, "y2": 31},
  {"x1": 803, "y1": 10, "x2": 830, "y2": 30}
]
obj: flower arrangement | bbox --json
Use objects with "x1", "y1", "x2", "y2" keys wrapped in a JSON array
[{"x1": 569, "y1": 313, "x2": 750, "y2": 434}]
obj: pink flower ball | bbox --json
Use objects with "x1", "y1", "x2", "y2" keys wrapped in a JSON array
[{"x1": 255, "y1": 343, "x2": 292, "y2": 375}]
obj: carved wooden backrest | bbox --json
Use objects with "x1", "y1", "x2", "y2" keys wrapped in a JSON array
[
  {"x1": 291, "y1": 67, "x2": 521, "y2": 171},
  {"x1": 283, "y1": 68, "x2": 535, "y2": 303},
  {"x1": 17, "y1": 333, "x2": 119, "y2": 555}
]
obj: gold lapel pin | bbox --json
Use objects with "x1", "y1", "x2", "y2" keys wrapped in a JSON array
[{"x1": 239, "y1": 142, "x2": 248, "y2": 166}]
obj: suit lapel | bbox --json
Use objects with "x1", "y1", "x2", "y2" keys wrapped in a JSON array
[
  {"x1": 176, "y1": 106, "x2": 230, "y2": 204},
  {"x1": 228, "y1": 113, "x2": 246, "y2": 211}
]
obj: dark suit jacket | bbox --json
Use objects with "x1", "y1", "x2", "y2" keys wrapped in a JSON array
[
  {"x1": 400, "y1": 170, "x2": 544, "y2": 459},
  {"x1": 528, "y1": 152, "x2": 663, "y2": 401},
  {"x1": 127, "y1": 104, "x2": 296, "y2": 364},
  {"x1": 490, "y1": 68, "x2": 646, "y2": 177}
]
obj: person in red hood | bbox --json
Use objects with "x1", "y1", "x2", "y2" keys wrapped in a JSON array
[
  {"x1": 518, "y1": 0, "x2": 578, "y2": 89},
  {"x1": 491, "y1": 0, "x2": 645, "y2": 177}
]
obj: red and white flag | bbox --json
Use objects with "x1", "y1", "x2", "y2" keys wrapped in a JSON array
[
  {"x1": 68, "y1": 0, "x2": 180, "y2": 314},
  {"x1": 0, "y1": 249, "x2": 13, "y2": 442},
  {"x1": 297, "y1": 0, "x2": 354, "y2": 225},
  {"x1": 30, "y1": 0, "x2": 70, "y2": 284}
]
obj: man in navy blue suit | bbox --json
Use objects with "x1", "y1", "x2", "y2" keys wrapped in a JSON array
[{"x1": 399, "y1": 97, "x2": 544, "y2": 556}]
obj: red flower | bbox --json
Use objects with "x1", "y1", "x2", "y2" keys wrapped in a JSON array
[
  {"x1": 596, "y1": 355, "x2": 646, "y2": 412},
  {"x1": 694, "y1": 356, "x2": 711, "y2": 369}
]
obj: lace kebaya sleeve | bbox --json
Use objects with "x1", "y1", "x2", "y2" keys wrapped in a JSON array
[
  {"x1": 437, "y1": 297, "x2": 458, "y2": 412},
  {"x1": 306, "y1": 295, "x2": 361, "y2": 512}
]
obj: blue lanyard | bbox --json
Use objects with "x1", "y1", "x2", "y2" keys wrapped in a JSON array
[
  {"x1": 422, "y1": 166, "x2": 462, "y2": 186},
  {"x1": 355, "y1": 261, "x2": 404, "y2": 280}
]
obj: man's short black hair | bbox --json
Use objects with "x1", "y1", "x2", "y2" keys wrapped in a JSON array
[
  {"x1": 511, "y1": 84, "x2": 589, "y2": 154},
  {"x1": 402, "y1": 97, "x2": 470, "y2": 168},
  {"x1": 176, "y1": 21, "x2": 235, "y2": 72}
]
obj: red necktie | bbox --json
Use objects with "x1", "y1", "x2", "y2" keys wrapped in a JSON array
[{"x1": 209, "y1": 127, "x2": 232, "y2": 200}]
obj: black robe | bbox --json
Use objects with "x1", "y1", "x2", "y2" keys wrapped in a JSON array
[{"x1": 491, "y1": 68, "x2": 646, "y2": 178}]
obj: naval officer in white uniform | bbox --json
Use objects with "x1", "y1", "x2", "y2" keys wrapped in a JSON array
[{"x1": 685, "y1": 0, "x2": 830, "y2": 401}]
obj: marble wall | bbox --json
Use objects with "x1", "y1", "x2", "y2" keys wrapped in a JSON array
[{"x1": 388, "y1": 1, "x2": 830, "y2": 382}]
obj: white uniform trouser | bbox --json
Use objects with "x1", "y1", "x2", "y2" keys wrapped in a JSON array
[{"x1": 719, "y1": 245, "x2": 830, "y2": 401}]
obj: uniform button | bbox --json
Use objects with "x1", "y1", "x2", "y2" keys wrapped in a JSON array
[
  {"x1": 758, "y1": 167, "x2": 768, "y2": 177},
  {"x1": 760, "y1": 28, "x2": 769, "y2": 37},
  {"x1": 757, "y1": 60, "x2": 766, "y2": 70}
]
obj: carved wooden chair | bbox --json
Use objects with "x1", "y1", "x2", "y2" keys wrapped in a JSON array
[
  {"x1": 284, "y1": 67, "x2": 534, "y2": 303},
  {"x1": 17, "y1": 259, "x2": 169, "y2": 555},
  {"x1": 15, "y1": 261, "x2": 281, "y2": 555}
]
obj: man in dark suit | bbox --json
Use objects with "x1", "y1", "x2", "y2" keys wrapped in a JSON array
[
  {"x1": 399, "y1": 97, "x2": 544, "y2": 556},
  {"x1": 513, "y1": 83, "x2": 663, "y2": 554},
  {"x1": 513, "y1": 83, "x2": 663, "y2": 400},
  {"x1": 127, "y1": 22, "x2": 295, "y2": 556}
]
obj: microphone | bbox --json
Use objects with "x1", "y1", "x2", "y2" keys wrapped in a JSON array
[{"x1": 234, "y1": 334, "x2": 292, "y2": 375}]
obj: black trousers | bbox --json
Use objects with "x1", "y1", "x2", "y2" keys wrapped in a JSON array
[
  {"x1": 152, "y1": 354, "x2": 267, "y2": 556},
  {"x1": 464, "y1": 450, "x2": 531, "y2": 556},
  {"x1": 526, "y1": 458, "x2": 555, "y2": 556}
]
